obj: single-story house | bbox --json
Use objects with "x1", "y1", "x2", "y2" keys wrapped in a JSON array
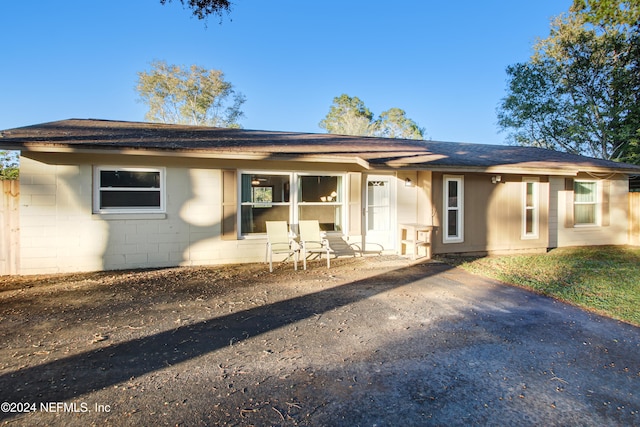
[{"x1": 1, "y1": 118, "x2": 639, "y2": 275}]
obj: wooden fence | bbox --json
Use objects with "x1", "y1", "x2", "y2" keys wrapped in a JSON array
[
  {"x1": 0, "y1": 180, "x2": 19, "y2": 275},
  {"x1": 630, "y1": 192, "x2": 640, "y2": 246}
]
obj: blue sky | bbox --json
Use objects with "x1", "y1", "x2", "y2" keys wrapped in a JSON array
[{"x1": 1, "y1": 0, "x2": 571, "y2": 144}]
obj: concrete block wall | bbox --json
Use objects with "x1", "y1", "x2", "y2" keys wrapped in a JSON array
[
  {"x1": 19, "y1": 158, "x2": 106, "y2": 274},
  {"x1": 18, "y1": 159, "x2": 272, "y2": 274}
]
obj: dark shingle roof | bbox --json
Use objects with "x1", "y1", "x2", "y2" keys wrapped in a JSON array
[{"x1": 1, "y1": 119, "x2": 639, "y2": 174}]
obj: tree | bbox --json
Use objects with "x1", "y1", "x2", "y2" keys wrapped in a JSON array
[
  {"x1": 497, "y1": 0, "x2": 640, "y2": 163},
  {"x1": 159, "y1": 0, "x2": 232, "y2": 20},
  {"x1": 572, "y1": 0, "x2": 640, "y2": 27},
  {"x1": 319, "y1": 94, "x2": 425, "y2": 140},
  {"x1": 136, "y1": 60, "x2": 245, "y2": 127},
  {"x1": 377, "y1": 108, "x2": 425, "y2": 140},
  {"x1": 319, "y1": 94, "x2": 377, "y2": 136},
  {"x1": 0, "y1": 151, "x2": 19, "y2": 180}
]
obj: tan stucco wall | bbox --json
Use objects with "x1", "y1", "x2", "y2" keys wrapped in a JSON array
[
  {"x1": 431, "y1": 172, "x2": 550, "y2": 255},
  {"x1": 394, "y1": 170, "x2": 433, "y2": 227},
  {"x1": 429, "y1": 171, "x2": 630, "y2": 256},
  {"x1": 554, "y1": 175, "x2": 629, "y2": 247}
]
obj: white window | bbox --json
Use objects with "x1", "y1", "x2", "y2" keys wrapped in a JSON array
[
  {"x1": 522, "y1": 178, "x2": 539, "y2": 238},
  {"x1": 443, "y1": 176, "x2": 464, "y2": 243},
  {"x1": 93, "y1": 167, "x2": 165, "y2": 213},
  {"x1": 239, "y1": 172, "x2": 345, "y2": 236},
  {"x1": 240, "y1": 173, "x2": 291, "y2": 234},
  {"x1": 574, "y1": 180, "x2": 598, "y2": 225},
  {"x1": 297, "y1": 174, "x2": 343, "y2": 232}
]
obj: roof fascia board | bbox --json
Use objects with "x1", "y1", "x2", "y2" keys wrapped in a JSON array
[
  {"x1": 372, "y1": 164, "x2": 638, "y2": 176},
  {"x1": 17, "y1": 145, "x2": 372, "y2": 169},
  {"x1": 429, "y1": 166, "x2": 636, "y2": 175},
  {"x1": 13, "y1": 143, "x2": 637, "y2": 175},
  {"x1": 371, "y1": 165, "x2": 581, "y2": 176}
]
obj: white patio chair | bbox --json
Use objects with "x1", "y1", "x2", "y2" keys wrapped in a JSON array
[
  {"x1": 298, "y1": 220, "x2": 332, "y2": 270},
  {"x1": 265, "y1": 221, "x2": 298, "y2": 272}
]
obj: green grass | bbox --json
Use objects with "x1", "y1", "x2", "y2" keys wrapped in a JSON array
[{"x1": 440, "y1": 246, "x2": 640, "y2": 326}]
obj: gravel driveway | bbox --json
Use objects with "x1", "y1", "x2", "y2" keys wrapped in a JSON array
[{"x1": 0, "y1": 256, "x2": 638, "y2": 426}]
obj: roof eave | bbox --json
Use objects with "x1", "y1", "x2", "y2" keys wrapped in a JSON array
[
  {"x1": 16, "y1": 144, "x2": 373, "y2": 169},
  {"x1": 10, "y1": 140, "x2": 639, "y2": 176},
  {"x1": 375, "y1": 164, "x2": 638, "y2": 176}
]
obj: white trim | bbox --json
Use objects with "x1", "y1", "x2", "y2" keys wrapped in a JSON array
[
  {"x1": 93, "y1": 166, "x2": 166, "y2": 214},
  {"x1": 573, "y1": 179, "x2": 600, "y2": 226},
  {"x1": 238, "y1": 170, "x2": 347, "y2": 237},
  {"x1": 92, "y1": 213, "x2": 167, "y2": 220},
  {"x1": 297, "y1": 173, "x2": 346, "y2": 235},
  {"x1": 238, "y1": 171, "x2": 293, "y2": 238},
  {"x1": 522, "y1": 177, "x2": 539, "y2": 239},
  {"x1": 443, "y1": 175, "x2": 464, "y2": 244},
  {"x1": 364, "y1": 173, "x2": 397, "y2": 251}
]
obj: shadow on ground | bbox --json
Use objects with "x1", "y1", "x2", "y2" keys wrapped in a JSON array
[{"x1": 1, "y1": 258, "x2": 639, "y2": 426}]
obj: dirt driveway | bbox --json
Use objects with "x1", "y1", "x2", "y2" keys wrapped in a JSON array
[{"x1": 1, "y1": 255, "x2": 639, "y2": 426}]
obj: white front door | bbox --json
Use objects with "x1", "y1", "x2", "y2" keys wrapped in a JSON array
[{"x1": 364, "y1": 175, "x2": 396, "y2": 252}]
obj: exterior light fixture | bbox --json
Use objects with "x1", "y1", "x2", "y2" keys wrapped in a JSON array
[
  {"x1": 405, "y1": 178, "x2": 413, "y2": 187},
  {"x1": 491, "y1": 175, "x2": 502, "y2": 184}
]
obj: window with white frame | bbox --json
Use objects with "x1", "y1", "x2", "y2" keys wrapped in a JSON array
[
  {"x1": 522, "y1": 178, "x2": 539, "y2": 238},
  {"x1": 443, "y1": 176, "x2": 464, "y2": 243},
  {"x1": 297, "y1": 175, "x2": 343, "y2": 232},
  {"x1": 574, "y1": 180, "x2": 598, "y2": 225},
  {"x1": 239, "y1": 172, "x2": 345, "y2": 235},
  {"x1": 240, "y1": 173, "x2": 291, "y2": 234},
  {"x1": 93, "y1": 167, "x2": 164, "y2": 213}
]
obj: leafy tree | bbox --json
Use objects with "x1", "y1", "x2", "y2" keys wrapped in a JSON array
[
  {"x1": 159, "y1": 0, "x2": 232, "y2": 20},
  {"x1": 0, "y1": 151, "x2": 19, "y2": 180},
  {"x1": 320, "y1": 94, "x2": 425, "y2": 140},
  {"x1": 136, "y1": 60, "x2": 245, "y2": 127},
  {"x1": 498, "y1": 0, "x2": 640, "y2": 163},
  {"x1": 377, "y1": 107, "x2": 425, "y2": 140},
  {"x1": 319, "y1": 94, "x2": 377, "y2": 136},
  {"x1": 572, "y1": 0, "x2": 640, "y2": 27}
]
